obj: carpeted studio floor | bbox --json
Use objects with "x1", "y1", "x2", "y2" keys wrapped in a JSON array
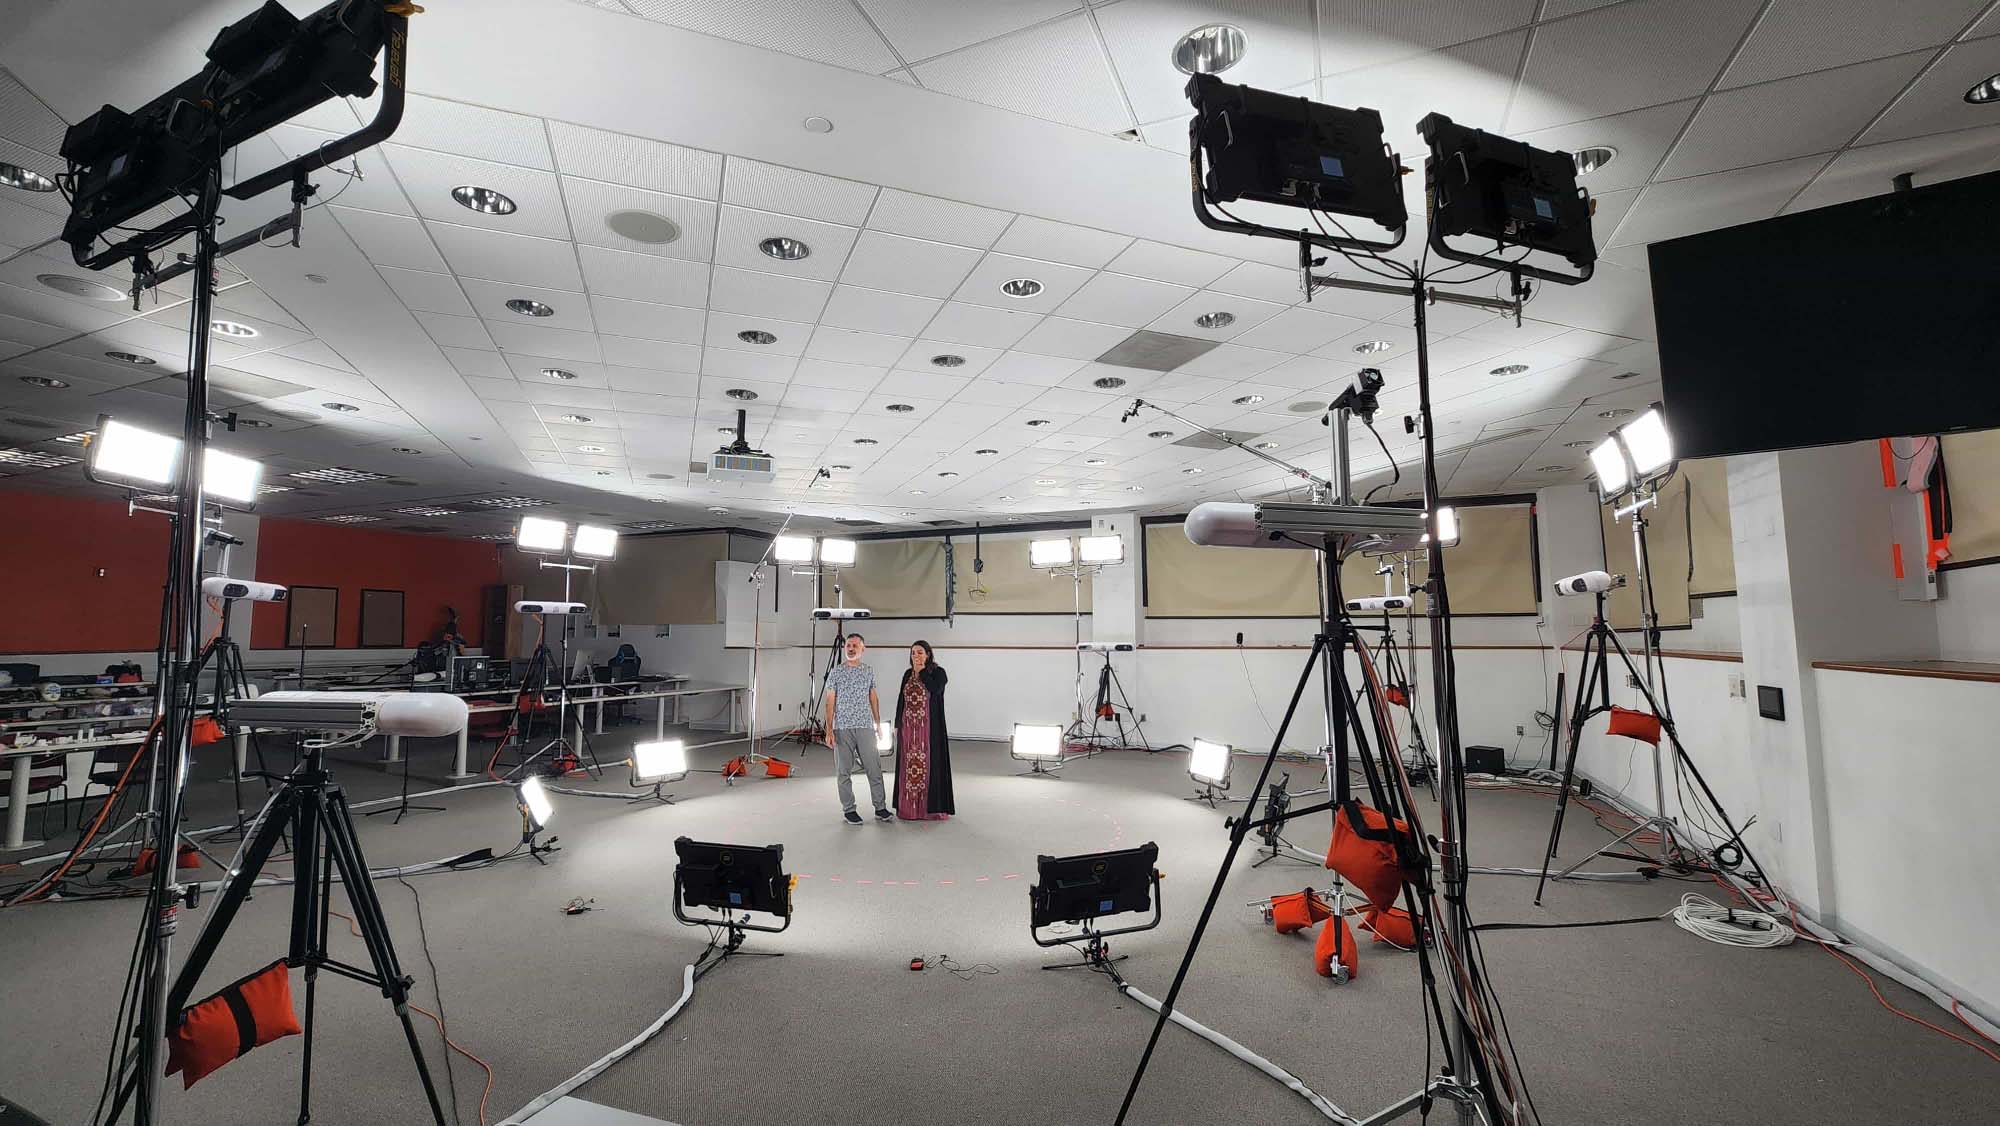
[{"x1": 2, "y1": 722, "x2": 1996, "y2": 1126}]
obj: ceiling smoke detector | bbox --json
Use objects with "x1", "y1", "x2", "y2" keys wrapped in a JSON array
[
  {"x1": 1172, "y1": 23, "x2": 1247, "y2": 76},
  {"x1": 452, "y1": 185, "x2": 517, "y2": 215},
  {"x1": 1571, "y1": 146, "x2": 1618, "y2": 175},
  {"x1": 606, "y1": 209, "x2": 681, "y2": 244},
  {"x1": 1000, "y1": 278, "x2": 1043, "y2": 299},
  {"x1": 506, "y1": 299, "x2": 555, "y2": 318},
  {"x1": 737, "y1": 329, "x2": 778, "y2": 345},
  {"x1": 759, "y1": 236, "x2": 811, "y2": 260}
]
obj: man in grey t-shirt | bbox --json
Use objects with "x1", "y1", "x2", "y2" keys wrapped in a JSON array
[{"x1": 823, "y1": 633, "x2": 888, "y2": 825}]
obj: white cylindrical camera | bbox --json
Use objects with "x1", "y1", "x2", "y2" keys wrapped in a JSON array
[
  {"x1": 1346, "y1": 595, "x2": 1413, "y2": 612},
  {"x1": 1552, "y1": 570, "x2": 1623, "y2": 596},
  {"x1": 201, "y1": 576, "x2": 289, "y2": 603},
  {"x1": 515, "y1": 600, "x2": 589, "y2": 616}
]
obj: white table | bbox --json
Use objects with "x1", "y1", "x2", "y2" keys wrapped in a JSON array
[
  {"x1": 1, "y1": 732, "x2": 147, "y2": 850},
  {"x1": 454, "y1": 681, "x2": 745, "y2": 779}
]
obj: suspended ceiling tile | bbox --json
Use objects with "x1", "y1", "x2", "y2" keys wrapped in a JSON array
[
  {"x1": 621, "y1": 0, "x2": 903, "y2": 73},
  {"x1": 547, "y1": 118, "x2": 722, "y2": 198},
  {"x1": 708, "y1": 265, "x2": 834, "y2": 323},
  {"x1": 1323, "y1": 30, "x2": 1526, "y2": 152},
  {"x1": 1148, "y1": 290, "x2": 1286, "y2": 341},
  {"x1": 1507, "y1": 0, "x2": 1765, "y2": 132},
  {"x1": 912, "y1": 13, "x2": 1133, "y2": 134},
  {"x1": 1012, "y1": 316, "x2": 1131, "y2": 360},
  {"x1": 952, "y1": 253, "x2": 1095, "y2": 313},
  {"x1": 392, "y1": 94, "x2": 555, "y2": 169},
  {"x1": 1230, "y1": 304, "x2": 1368, "y2": 353},
  {"x1": 576, "y1": 245, "x2": 712, "y2": 306},
  {"x1": 486, "y1": 319, "x2": 603, "y2": 362},
  {"x1": 838, "y1": 231, "x2": 984, "y2": 298},
  {"x1": 268, "y1": 126, "x2": 415, "y2": 217},
  {"x1": 427, "y1": 221, "x2": 587, "y2": 291},
  {"x1": 1104, "y1": 239, "x2": 1235, "y2": 288},
  {"x1": 604, "y1": 335, "x2": 704, "y2": 371},
  {"x1": 1513, "y1": 98, "x2": 1700, "y2": 194},
  {"x1": 922, "y1": 301, "x2": 1043, "y2": 349},
  {"x1": 1097, "y1": 0, "x2": 1315, "y2": 124},
  {"x1": 819, "y1": 285, "x2": 944, "y2": 336},
  {"x1": 1207, "y1": 261, "x2": 1307, "y2": 306},
  {"x1": 383, "y1": 145, "x2": 569, "y2": 238},
  {"x1": 586, "y1": 295, "x2": 707, "y2": 344},
  {"x1": 327, "y1": 208, "x2": 449, "y2": 273},
  {"x1": 805, "y1": 325, "x2": 911, "y2": 367},
  {"x1": 378, "y1": 266, "x2": 476, "y2": 317},
  {"x1": 1609, "y1": 155, "x2": 1825, "y2": 247},
  {"x1": 1785, "y1": 123, "x2": 2000, "y2": 213},
  {"x1": 1658, "y1": 51, "x2": 1931, "y2": 180},
  {"x1": 721, "y1": 158, "x2": 880, "y2": 226},
  {"x1": 1054, "y1": 271, "x2": 1194, "y2": 328},
  {"x1": 1722, "y1": 0, "x2": 1988, "y2": 87},
  {"x1": 1316, "y1": 0, "x2": 1541, "y2": 74},
  {"x1": 1861, "y1": 40, "x2": 2000, "y2": 144},
  {"x1": 462, "y1": 279, "x2": 595, "y2": 333},
  {"x1": 990, "y1": 215, "x2": 1133, "y2": 268},
  {"x1": 560, "y1": 176, "x2": 716, "y2": 261},
  {"x1": 712, "y1": 206, "x2": 859, "y2": 282},
  {"x1": 868, "y1": 189, "x2": 1014, "y2": 248}
]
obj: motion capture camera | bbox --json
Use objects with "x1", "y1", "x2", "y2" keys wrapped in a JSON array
[
  {"x1": 200, "y1": 576, "x2": 287, "y2": 603},
  {"x1": 1346, "y1": 595, "x2": 1413, "y2": 613},
  {"x1": 811, "y1": 608, "x2": 871, "y2": 620},
  {"x1": 1552, "y1": 571, "x2": 1624, "y2": 597},
  {"x1": 515, "y1": 600, "x2": 589, "y2": 616},
  {"x1": 1326, "y1": 367, "x2": 1386, "y2": 424}
]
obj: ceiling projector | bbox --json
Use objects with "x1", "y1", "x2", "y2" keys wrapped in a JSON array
[{"x1": 710, "y1": 407, "x2": 775, "y2": 484}]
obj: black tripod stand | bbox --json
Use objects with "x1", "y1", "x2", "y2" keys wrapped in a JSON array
[
  {"x1": 108, "y1": 744, "x2": 447, "y2": 1125},
  {"x1": 1067, "y1": 648, "x2": 1150, "y2": 756},
  {"x1": 506, "y1": 628, "x2": 604, "y2": 782},
  {"x1": 1534, "y1": 591, "x2": 1765, "y2": 904},
  {"x1": 191, "y1": 597, "x2": 278, "y2": 843}
]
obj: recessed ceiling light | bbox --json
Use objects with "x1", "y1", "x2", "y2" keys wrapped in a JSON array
[
  {"x1": 305, "y1": 273, "x2": 328, "y2": 284},
  {"x1": 725, "y1": 388, "x2": 759, "y2": 401},
  {"x1": 802, "y1": 115, "x2": 834, "y2": 133},
  {"x1": 1490, "y1": 364, "x2": 1529, "y2": 377},
  {"x1": 910, "y1": 489, "x2": 928, "y2": 496},
  {"x1": 899, "y1": 510, "x2": 918, "y2": 517},
  {"x1": 937, "y1": 471, "x2": 959, "y2": 478},
  {"x1": 577, "y1": 444, "x2": 607, "y2": 453},
  {"x1": 1084, "y1": 457, "x2": 1108, "y2": 466},
  {"x1": 18, "y1": 375, "x2": 67, "y2": 389},
  {"x1": 737, "y1": 329, "x2": 777, "y2": 345},
  {"x1": 104, "y1": 351, "x2": 156, "y2": 366},
  {"x1": 322, "y1": 402, "x2": 360, "y2": 412},
  {"x1": 38, "y1": 274, "x2": 124, "y2": 301},
  {"x1": 506, "y1": 299, "x2": 555, "y2": 318},
  {"x1": 1572, "y1": 146, "x2": 1618, "y2": 175},
  {"x1": 1093, "y1": 375, "x2": 1127, "y2": 389},
  {"x1": 289, "y1": 467, "x2": 390, "y2": 484},
  {"x1": 707, "y1": 506, "x2": 730, "y2": 514},
  {"x1": 607, "y1": 209, "x2": 682, "y2": 244},
  {"x1": 1538, "y1": 465, "x2": 1569, "y2": 473},
  {"x1": 1183, "y1": 467, "x2": 1204, "y2": 475},
  {"x1": 997, "y1": 494, "x2": 1016, "y2": 501},
  {"x1": 1172, "y1": 23, "x2": 1247, "y2": 75},
  {"x1": 594, "y1": 470, "x2": 614, "y2": 476},
  {"x1": 1232, "y1": 394, "x2": 1264, "y2": 406},
  {"x1": 1598, "y1": 408, "x2": 1634, "y2": 419},
  {"x1": 1612, "y1": 370, "x2": 1640, "y2": 381},
  {"x1": 931, "y1": 354, "x2": 965, "y2": 368},
  {"x1": 853, "y1": 437, "x2": 879, "y2": 445},
  {"x1": 562, "y1": 413, "x2": 595, "y2": 424},
  {"x1": 543, "y1": 367, "x2": 578, "y2": 381},
  {"x1": 1000, "y1": 278, "x2": 1043, "y2": 298},
  {"x1": 1969, "y1": 72, "x2": 2000, "y2": 104},
  {"x1": 1025, "y1": 418, "x2": 1051, "y2": 427},
  {"x1": 1194, "y1": 310, "x2": 1236, "y2": 329},
  {"x1": 974, "y1": 448, "x2": 998, "y2": 456},
  {"x1": 886, "y1": 403, "x2": 915, "y2": 413},
  {"x1": 320, "y1": 514, "x2": 380, "y2": 524},
  {"x1": 210, "y1": 319, "x2": 258, "y2": 337},
  {"x1": 830, "y1": 464, "x2": 851, "y2": 471},
  {"x1": 0, "y1": 161, "x2": 58, "y2": 192},
  {"x1": 391, "y1": 446, "x2": 422, "y2": 454},
  {"x1": 648, "y1": 472, "x2": 676, "y2": 480},
  {"x1": 1125, "y1": 485, "x2": 1145, "y2": 492},
  {"x1": 759, "y1": 236, "x2": 811, "y2": 261},
  {"x1": 1147, "y1": 430, "x2": 1174, "y2": 439},
  {"x1": 1353, "y1": 339, "x2": 1395, "y2": 355},
  {"x1": 396, "y1": 506, "x2": 459, "y2": 517},
  {"x1": 1035, "y1": 478, "x2": 1058, "y2": 486},
  {"x1": 0, "y1": 448, "x2": 80, "y2": 469},
  {"x1": 1564, "y1": 440, "x2": 1592, "y2": 448},
  {"x1": 716, "y1": 426, "x2": 737, "y2": 434},
  {"x1": 1254, "y1": 441, "x2": 1279, "y2": 450},
  {"x1": 237, "y1": 418, "x2": 273, "y2": 429},
  {"x1": 452, "y1": 185, "x2": 517, "y2": 215}
]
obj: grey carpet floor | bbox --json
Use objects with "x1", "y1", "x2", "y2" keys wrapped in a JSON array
[{"x1": 2, "y1": 726, "x2": 1995, "y2": 1125}]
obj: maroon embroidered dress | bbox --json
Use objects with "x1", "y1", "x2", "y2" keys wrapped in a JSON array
[{"x1": 895, "y1": 672, "x2": 950, "y2": 820}]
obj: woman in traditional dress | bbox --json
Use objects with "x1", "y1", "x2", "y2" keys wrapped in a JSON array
[{"x1": 892, "y1": 640, "x2": 955, "y2": 821}]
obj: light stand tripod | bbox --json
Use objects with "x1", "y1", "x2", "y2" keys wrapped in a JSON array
[
  {"x1": 193, "y1": 592, "x2": 278, "y2": 844},
  {"x1": 508, "y1": 570, "x2": 603, "y2": 782},
  {"x1": 106, "y1": 740, "x2": 449, "y2": 1126},
  {"x1": 1074, "y1": 645, "x2": 1151, "y2": 756}
]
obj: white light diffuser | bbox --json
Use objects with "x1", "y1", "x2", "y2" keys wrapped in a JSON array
[
  {"x1": 632, "y1": 739, "x2": 688, "y2": 784},
  {"x1": 774, "y1": 534, "x2": 817, "y2": 564},
  {"x1": 1079, "y1": 534, "x2": 1124, "y2": 565},
  {"x1": 876, "y1": 720, "x2": 895, "y2": 753},
  {"x1": 1029, "y1": 538, "x2": 1073, "y2": 568},
  {"x1": 1424, "y1": 506, "x2": 1460, "y2": 548},
  {"x1": 1621, "y1": 406, "x2": 1674, "y2": 478},
  {"x1": 573, "y1": 523, "x2": 619, "y2": 560},
  {"x1": 518, "y1": 775, "x2": 554, "y2": 828},
  {"x1": 203, "y1": 448, "x2": 263, "y2": 509},
  {"x1": 516, "y1": 515, "x2": 569, "y2": 553},
  {"x1": 1011, "y1": 723, "x2": 1064, "y2": 761},
  {"x1": 819, "y1": 537, "x2": 857, "y2": 567},
  {"x1": 1589, "y1": 437, "x2": 1631, "y2": 497},
  {"x1": 1189, "y1": 738, "x2": 1232, "y2": 787},
  {"x1": 91, "y1": 418, "x2": 180, "y2": 487}
]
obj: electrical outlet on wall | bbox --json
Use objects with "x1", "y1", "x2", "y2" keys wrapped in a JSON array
[
  {"x1": 1626, "y1": 673, "x2": 1642, "y2": 689},
  {"x1": 1728, "y1": 674, "x2": 1746, "y2": 698},
  {"x1": 1515, "y1": 725, "x2": 1525, "y2": 736}
]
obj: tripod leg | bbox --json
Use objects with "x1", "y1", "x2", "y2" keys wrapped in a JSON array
[
  {"x1": 320, "y1": 788, "x2": 449, "y2": 1126},
  {"x1": 297, "y1": 836, "x2": 333, "y2": 1126},
  {"x1": 163, "y1": 786, "x2": 297, "y2": 1018},
  {"x1": 1534, "y1": 633, "x2": 1601, "y2": 905}
]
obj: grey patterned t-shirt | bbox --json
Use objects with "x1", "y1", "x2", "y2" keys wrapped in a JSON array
[{"x1": 825, "y1": 662, "x2": 876, "y2": 730}]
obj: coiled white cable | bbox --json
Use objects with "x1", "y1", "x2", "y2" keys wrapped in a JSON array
[{"x1": 1671, "y1": 893, "x2": 1794, "y2": 948}]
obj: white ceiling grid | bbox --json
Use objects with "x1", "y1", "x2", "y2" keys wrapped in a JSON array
[{"x1": 0, "y1": 0, "x2": 1995, "y2": 537}]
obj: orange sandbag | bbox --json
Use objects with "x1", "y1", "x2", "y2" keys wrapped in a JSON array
[
  {"x1": 166, "y1": 959, "x2": 302, "y2": 1088},
  {"x1": 763, "y1": 756, "x2": 793, "y2": 778},
  {"x1": 1385, "y1": 685, "x2": 1409, "y2": 708},
  {"x1": 722, "y1": 755, "x2": 749, "y2": 778},
  {"x1": 1606, "y1": 706, "x2": 1662, "y2": 744},
  {"x1": 1324, "y1": 800, "x2": 1415, "y2": 910},
  {"x1": 1361, "y1": 904, "x2": 1420, "y2": 949},
  {"x1": 192, "y1": 715, "x2": 226, "y2": 746},
  {"x1": 1269, "y1": 889, "x2": 1333, "y2": 934},
  {"x1": 1313, "y1": 913, "x2": 1359, "y2": 979}
]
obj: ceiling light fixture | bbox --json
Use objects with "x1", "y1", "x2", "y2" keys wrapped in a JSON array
[
  {"x1": 1024, "y1": 418, "x2": 1051, "y2": 427},
  {"x1": 210, "y1": 319, "x2": 258, "y2": 338},
  {"x1": 390, "y1": 446, "x2": 422, "y2": 454},
  {"x1": 1231, "y1": 394, "x2": 1264, "y2": 406},
  {"x1": 1571, "y1": 146, "x2": 1618, "y2": 175},
  {"x1": 997, "y1": 494, "x2": 1016, "y2": 500},
  {"x1": 506, "y1": 298, "x2": 555, "y2": 318},
  {"x1": 1035, "y1": 478, "x2": 1058, "y2": 486},
  {"x1": 937, "y1": 471, "x2": 958, "y2": 478},
  {"x1": 1353, "y1": 339, "x2": 1394, "y2": 355},
  {"x1": 1000, "y1": 278, "x2": 1043, "y2": 299},
  {"x1": 543, "y1": 367, "x2": 577, "y2": 381},
  {"x1": 910, "y1": 489, "x2": 928, "y2": 496},
  {"x1": 737, "y1": 329, "x2": 777, "y2": 345},
  {"x1": 1092, "y1": 375, "x2": 1127, "y2": 389},
  {"x1": 853, "y1": 437, "x2": 878, "y2": 445},
  {"x1": 1563, "y1": 440, "x2": 1592, "y2": 448},
  {"x1": 1490, "y1": 363, "x2": 1529, "y2": 376},
  {"x1": 452, "y1": 185, "x2": 517, "y2": 215},
  {"x1": 830, "y1": 464, "x2": 851, "y2": 471},
  {"x1": 322, "y1": 402, "x2": 360, "y2": 412},
  {"x1": 1194, "y1": 311, "x2": 1236, "y2": 329},
  {"x1": 1084, "y1": 457, "x2": 1108, "y2": 466},
  {"x1": 1147, "y1": 430, "x2": 1174, "y2": 439},
  {"x1": 1612, "y1": 370, "x2": 1641, "y2": 381},
  {"x1": 104, "y1": 351, "x2": 156, "y2": 366},
  {"x1": 931, "y1": 354, "x2": 965, "y2": 368},
  {"x1": 19, "y1": 375, "x2": 68, "y2": 389},
  {"x1": 1969, "y1": 72, "x2": 2000, "y2": 104},
  {"x1": 974, "y1": 448, "x2": 998, "y2": 456},
  {"x1": 577, "y1": 444, "x2": 607, "y2": 453},
  {"x1": 707, "y1": 505, "x2": 731, "y2": 514},
  {"x1": 1183, "y1": 467, "x2": 1204, "y2": 475},
  {"x1": 1172, "y1": 23, "x2": 1247, "y2": 75},
  {"x1": 1254, "y1": 441, "x2": 1279, "y2": 450},
  {"x1": 606, "y1": 209, "x2": 681, "y2": 244},
  {"x1": 1598, "y1": 408, "x2": 1635, "y2": 420},
  {"x1": 886, "y1": 403, "x2": 915, "y2": 413},
  {"x1": 0, "y1": 161, "x2": 58, "y2": 192},
  {"x1": 759, "y1": 236, "x2": 811, "y2": 260},
  {"x1": 38, "y1": 274, "x2": 124, "y2": 301},
  {"x1": 237, "y1": 418, "x2": 273, "y2": 429},
  {"x1": 1125, "y1": 485, "x2": 1145, "y2": 492},
  {"x1": 725, "y1": 388, "x2": 758, "y2": 401},
  {"x1": 396, "y1": 506, "x2": 459, "y2": 517},
  {"x1": 561, "y1": 413, "x2": 594, "y2": 424},
  {"x1": 1538, "y1": 465, "x2": 1569, "y2": 473}
]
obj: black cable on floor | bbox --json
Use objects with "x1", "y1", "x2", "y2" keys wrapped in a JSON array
[
  {"x1": 1471, "y1": 915, "x2": 1666, "y2": 934},
  {"x1": 397, "y1": 874, "x2": 462, "y2": 1126}
]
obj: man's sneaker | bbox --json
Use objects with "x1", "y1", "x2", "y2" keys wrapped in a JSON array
[
  {"x1": 874, "y1": 807, "x2": 893, "y2": 822},
  {"x1": 844, "y1": 810, "x2": 864, "y2": 825}
]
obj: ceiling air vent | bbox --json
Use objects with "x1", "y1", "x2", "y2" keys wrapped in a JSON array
[
  {"x1": 834, "y1": 517, "x2": 882, "y2": 527},
  {"x1": 1096, "y1": 330, "x2": 1221, "y2": 372},
  {"x1": 922, "y1": 519, "x2": 955, "y2": 527},
  {"x1": 1172, "y1": 429, "x2": 1260, "y2": 451}
]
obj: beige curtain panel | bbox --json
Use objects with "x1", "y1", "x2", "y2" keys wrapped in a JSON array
[
  {"x1": 835, "y1": 538, "x2": 948, "y2": 618},
  {"x1": 591, "y1": 531, "x2": 726, "y2": 626},
  {"x1": 954, "y1": 532, "x2": 1091, "y2": 613},
  {"x1": 1342, "y1": 503, "x2": 1539, "y2": 616},
  {"x1": 1942, "y1": 430, "x2": 2000, "y2": 565},
  {"x1": 1602, "y1": 482, "x2": 1692, "y2": 629},
  {"x1": 1682, "y1": 457, "x2": 1737, "y2": 596},
  {"x1": 1144, "y1": 522, "x2": 1320, "y2": 616}
]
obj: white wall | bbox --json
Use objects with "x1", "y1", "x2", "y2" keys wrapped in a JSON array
[{"x1": 1936, "y1": 564, "x2": 2000, "y2": 661}]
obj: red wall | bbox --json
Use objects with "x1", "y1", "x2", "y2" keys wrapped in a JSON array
[
  {"x1": 0, "y1": 488, "x2": 175, "y2": 653},
  {"x1": 249, "y1": 518, "x2": 502, "y2": 650}
]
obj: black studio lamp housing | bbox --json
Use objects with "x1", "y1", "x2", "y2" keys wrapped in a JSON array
[{"x1": 1417, "y1": 112, "x2": 1597, "y2": 281}]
